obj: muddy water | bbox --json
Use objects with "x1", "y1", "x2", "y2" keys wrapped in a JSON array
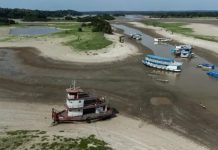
[{"x1": 113, "y1": 24, "x2": 218, "y2": 114}]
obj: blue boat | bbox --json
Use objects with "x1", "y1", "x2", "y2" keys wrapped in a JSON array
[
  {"x1": 207, "y1": 71, "x2": 218, "y2": 78},
  {"x1": 142, "y1": 54, "x2": 183, "y2": 72},
  {"x1": 197, "y1": 63, "x2": 216, "y2": 70}
]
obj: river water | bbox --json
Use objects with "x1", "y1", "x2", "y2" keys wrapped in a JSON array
[
  {"x1": 113, "y1": 24, "x2": 218, "y2": 114},
  {"x1": 10, "y1": 26, "x2": 60, "y2": 36}
]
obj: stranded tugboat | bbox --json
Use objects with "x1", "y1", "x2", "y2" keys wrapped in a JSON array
[{"x1": 52, "y1": 82, "x2": 114, "y2": 124}]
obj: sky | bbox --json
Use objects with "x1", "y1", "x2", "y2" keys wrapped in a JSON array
[{"x1": 0, "y1": 0, "x2": 218, "y2": 11}]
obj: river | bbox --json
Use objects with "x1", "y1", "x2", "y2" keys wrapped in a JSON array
[{"x1": 113, "y1": 24, "x2": 218, "y2": 114}]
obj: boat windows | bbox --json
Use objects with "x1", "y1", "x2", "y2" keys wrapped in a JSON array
[
  {"x1": 78, "y1": 93, "x2": 89, "y2": 98},
  {"x1": 83, "y1": 108, "x2": 95, "y2": 115},
  {"x1": 177, "y1": 66, "x2": 181, "y2": 70}
]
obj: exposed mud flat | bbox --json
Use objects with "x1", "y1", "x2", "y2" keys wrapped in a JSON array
[
  {"x1": 0, "y1": 41, "x2": 218, "y2": 149},
  {"x1": 150, "y1": 97, "x2": 172, "y2": 106}
]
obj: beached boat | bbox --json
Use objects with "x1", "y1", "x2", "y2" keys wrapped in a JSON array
[
  {"x1": 154, "y1": 38, "x2": 172, "y2": 42},
  {"x1": 142, "y1": 54, "x2": 183, "y2": 72},
  {"x1": 171, "y1": 45, "x2": 193, "y2": 58},
  {"x1": 176, "y1": 45, "x2": 192, "y2": 50},
  {"x1": 197, "y1": 63, "x2": 216, "y2": 70},
  {"x1": 207, "y1": 71, "x2": 218, "y2": 78},
  {"x1": 180, "y1": 49, "x2": 194, "y2": 58},
  {"x1": 52, "y1": 82, "x2": 114, "y2": 124}
]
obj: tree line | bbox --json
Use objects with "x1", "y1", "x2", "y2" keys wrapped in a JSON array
[
  {"x1": 147, "y1": 11, "x2": 218, "y2": 18},
  {"x1": 0, "y1": 8, "x2": 82, "y2": 21},
  {"x1": 0, "y1": 17, "x2": 15, "y2": 25},
  {"x1": 79, "y1": 15, "x2": 113, "y2": 34}
]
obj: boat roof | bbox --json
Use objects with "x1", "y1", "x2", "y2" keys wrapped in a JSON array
[
  {"x1": 66, "y1": 87, "x2": 84, "y2": 93},
  {"x1": 200, "y1": 63, "x2": 215, "y2": 67},
  {"x1": 146, "y1": 54, "x2": 174, "y2": 62}
]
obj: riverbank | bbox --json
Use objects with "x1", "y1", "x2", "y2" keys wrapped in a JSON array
[
  {"x1": 0, "y1": 32, "x2": 139, "y2": 63},
  {"x1": 1, "y1": 22, "x2": 218, "y2": 149},
  {"x1": 129, "y1": 22, "x2": 218, "y2": 58},
  {"x1": 0, "y1": 100, "x2": 207, "y2": 150}
]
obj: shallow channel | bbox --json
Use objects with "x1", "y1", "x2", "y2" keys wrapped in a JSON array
[
  {"x1": 9, "y1": 26, "x2": 60, "y2": 36},
  {"x1": 113, "y1": 24, "x2": 218, "y2": 114}
]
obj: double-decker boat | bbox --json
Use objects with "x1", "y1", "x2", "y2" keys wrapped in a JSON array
[
  {"x1": 52, "y1": 82, "x2": 114, "y2": 124},
  {"x1": 142, "y1": 54, "x2": 183, "y2": 72}
]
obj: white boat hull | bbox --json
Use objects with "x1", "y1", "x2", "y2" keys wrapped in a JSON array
[{"x1": 142, "y1": 60, "x2": 181, "y2": 72}]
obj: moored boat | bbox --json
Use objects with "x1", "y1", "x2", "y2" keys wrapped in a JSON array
[
  {"x1": 154, "y1": 38, "x2": 172, "y2": 42},
  {"x1": 197, "y1": 63, "x2": 216, "y2": 70},
  {"x1": 176, "y1": 45, "x2": 192, "y2": 50},
  {"x1": 130, "y1": 33, "x2": 142, "y2": 40},
  {"x1": 142, "y1": 54, "x2": 183, "y2": 72},
  {"x1": 171, "y1": 44, "x2": 193, "y2": 58},
  {"x1": 180, "y1": 49, "x2": 194, "y2": 58}
]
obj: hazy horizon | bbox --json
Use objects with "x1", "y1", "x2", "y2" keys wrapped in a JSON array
[{"x1": 0, "y1": 0, "x2": 218, "y2": 11}]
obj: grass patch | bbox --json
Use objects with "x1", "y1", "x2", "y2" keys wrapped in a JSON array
[
  {"x1": 54, "y1": 24, "x2": 112, "y2": 51},
  {"x1": 0, "y1": 130, "x2": 112, "y2": 150},
  {"x1": 144, "y1": 20, "x2": 192, "y2": 34},
  {"x1": 144, "y1": 20, "x2": 218, "y2": 42},
  {"x1": 1, "y1": 22, "x2": 112, "y2": 51},
  {"x1": 1, "y1": 130, "x2": 39, "y2": 150},
  {"x1": 65, "y1": 31, "x2": 112, "y2": 51}
]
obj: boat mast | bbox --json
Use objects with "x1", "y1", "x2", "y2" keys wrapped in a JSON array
[
  {"x1": 70, "y1": 80, "x2": 76, "y2": 89},
  {"x1": 73, "y1": 80, "x2": 76, "y2": 90}
]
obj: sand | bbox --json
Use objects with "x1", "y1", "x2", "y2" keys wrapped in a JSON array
[
  {"x1": 0, "y1": 25, "x2": 210, "y2": 150},
  {"x1": 129, "y1": 22, "x2": 218, "y2": 55},
  {"x1": 184, "y1": 23, "x2": 218, "y2": 37},
  {"x1": 0, "y1": 30, "x2": 139, "y2": 63},
  {"x1": 0, "y1": 101, "x2": 208, "y2": 150}
]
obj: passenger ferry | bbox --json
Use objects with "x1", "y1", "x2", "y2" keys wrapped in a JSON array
[{"x1": 142, "y1": 54, "x2": 183, "y2": 72}]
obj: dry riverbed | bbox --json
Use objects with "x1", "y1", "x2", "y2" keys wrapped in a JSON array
[
  {"x1": 0, "y1": 22, "x2": 217, "y2": 150},
  {"x1": 129, "y1": 21, "x2": 218, "y2": 56},
  {"x1": 0, "y1": 101, "x2": 208, "y2": 150}
]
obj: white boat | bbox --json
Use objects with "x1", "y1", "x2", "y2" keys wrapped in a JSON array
[
  {"x1": 176, "y1": 44, "x2": 192, "y2": 50},
  {"x1": 142, "y1": 54, "x2": 183, "y2": 72},
  {"x1": 154, "y1": 38, "x2": 172, "y2": 42},
  {"x1": 171, "y1": 44, "x2": 193, "y2": 58},
  {"x1": 180, "y1": 49, "x2": 193, "y2": 58},
  {"x1": 130, "y1": 33, "x2": 142, "y2": 40}
]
